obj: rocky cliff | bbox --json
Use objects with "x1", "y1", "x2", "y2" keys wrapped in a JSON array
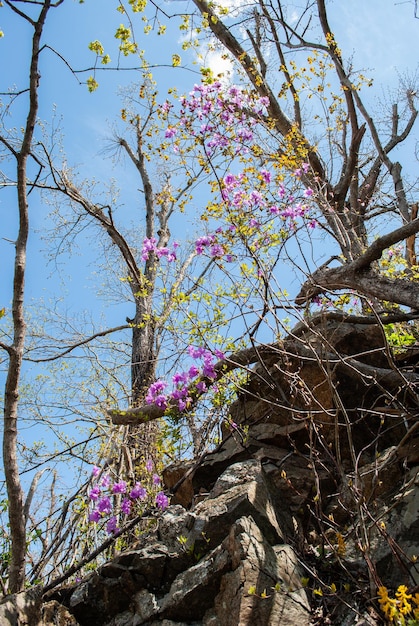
[{"x1": 2, "y1": 317, "x2": 418, "y2": 625}]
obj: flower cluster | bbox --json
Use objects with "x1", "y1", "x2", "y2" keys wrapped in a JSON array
[
  {"x1": 141, "y1": 237, "x2": 179, "y2": 263},
  {"x1": 145, "y1": 346, "x2": 224, "y2": 412},
  {"x1": 88, "y1": 462, "x2": 168, "y2": 534},
  {"x1": 162, "y1": 82, "x2": 269, "y2": 155},
  {"x1": 221, "y1": 168, "x2": 316, "y2": 231},
  {"x1": 195, "y1": 235, "x2": 224, "y2": 257},
  {"x1": 378, "y1": 585, "x2": 419, "y2": 623}
]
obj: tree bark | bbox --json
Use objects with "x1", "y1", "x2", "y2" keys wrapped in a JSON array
[{"x1": 1, "y1": 0, "x2": 52, "y2": 593}]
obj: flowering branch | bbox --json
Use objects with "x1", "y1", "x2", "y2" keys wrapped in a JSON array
[{"x1": 108, "y1": 343, "x2": 280, "y2": 425}]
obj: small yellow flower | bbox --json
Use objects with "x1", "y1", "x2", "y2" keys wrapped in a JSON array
[
  {"x1": 395, "y1": 585, "x2": 412, "y2": 615},
  {"x1": 377, "y1": 586, "x2": 398, "y2": 621}
]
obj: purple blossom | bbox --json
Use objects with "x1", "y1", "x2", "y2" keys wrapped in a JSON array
[
  {"x1": 154, "y1": 394, "x2": 168, "y2": 409},
  {"x1": 188, "y1": 345, "x2": 205, "y2": 359},
  {"x1": 178, "y1": 398, "x2": 192, "y2": 411},
  {"x1": 152, "y1": 474, "x2": 161, "y2": 486},
  {"x1": 304, "y1": 188, "x2": 313, "y2": 198},
  {"x1": 196, "y1": 380, "x2": 207, "y2": 393},
  {"x1": 209, "y1": 243, "x2": 224, "y2": 257},
  {"x1": 188, "y1": 365, "x2": 199, "y2": 378},
  {"x1": 92, "y1": 465, "x2": 100, "y2": 478},
  {"x1": 146, "y1": 459, "x2": 153, "y2": 472},
  {"x1": 89, "y1": 510, "x2": 101, "y2": 523},
  {"x1": 112, "y1": 480, "x2": 127, "y2": 494},
  {"x1": 130, "y1": 483, "x2": 147, "y2": 500},
  {"x1": 89, "y1": 485, "x2": 101, "y2": 501},
  {"x1": 195, "y1": 235, "x2": 215, "y2": 254},
  {"x1": 142, "y1": 238, "x2": 177, "y2": 263},
  {"x1": 171, "y1": 387, "x2": 188, "y2": 401},
  {"x1": 146, "y1": 380, "x2": 168, "y2": 406},
  {"x1": 106, "y1": 516, "x2": 119, "y2": 534},
  {"x1": 207, "y1": 133, "x2": 229, "y2": 151},
  {"x1": 165, "y1": 126, "x2": 177, "y2": 138},
  {"x1": 101, "y1": 474, "x2": 110, "y2": 488},
  {"x1": 250, "y1": 190, "x2": 264, "y2": 206},
  {"x1": 156, "y1": 492, "x2": 169, "y2": 510},
  {"x1": 202, "y1": 362, "x2": 216, "y2": 379},
  {"x1": 173, "y1": 371, "x2": 189, "y2": 386},
  {"x1": 260, "y1": 169, "x2": 271, "y2": 184},
  {"x1": 98, "y1": 497, "x2": 112, "y2": 515},
  {"x1": 121, "y1": 498, "x2": 131, "y2": 515},
  {"x1": 236, "y1": 127, "x2": 253, "y2": 142}
]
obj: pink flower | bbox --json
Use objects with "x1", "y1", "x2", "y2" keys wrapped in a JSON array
[
  {"x1": 165, "y1": 126, "x2": 177, "y2": 138},
  {"x1": 188, "y1": 346, "x2": 205, "y2": 359},
  {"x1": 196, "y1": 380, "x2": 207, "y2": 393},
  {"x1": 121, "y1": 498, "x2": 131, "y2": 515},
  {"x1": 156, "y1": 492, "x2": 169, "y2": 510},
  {"x1": 112, "y1": 480, "x2": 127, "y2": 494},
  {"x1": 100, "y1": 474, "x2": 110, "y2": 488},
  {"x1": 152, "y1": 474, "x2": 161, "y2": 485},
  {"x1": 106, "y1": 516, "x2": 119, "y2": 534},
  {"x1": 260, "y1": 169, "x2": 271, "y2": 183},
  {"x1": 210, "y1": 243, "x2": 224, "y2": 257},
  {"x1": 89, "y1": 510, "x2": 101, "y2": 523},
  {"x1": 130, "y1": 483, "x2": 147, "y2": 500},
  {"x1": 160, "y1": 101, "x2": 172, "y2": 113},
  {"x1": 98, "y1": 497, "x2": 112, "y2": 515},
  {"x1": 89, "y1": 485, "x2": 101, "y2": 501},
  {"x1": 188, "y1": 365, "x2": 200, "y2": 379}
]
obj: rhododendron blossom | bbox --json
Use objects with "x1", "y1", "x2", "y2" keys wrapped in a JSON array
[
  {"x1": 144, "y1": 346, "x2": 224, "y2": 412},
  {"x1": 87, "y1": 464, "x2": 168, "y2": 534},
  {"x1": 141, "y1": 238, "x2": 178, "y2": 263}
]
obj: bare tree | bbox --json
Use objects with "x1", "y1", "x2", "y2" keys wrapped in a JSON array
[
  {"x1": 188, "y1": 0, "x2": 419, "y2": 310},
  {"x1": 0, "y1": 0, "x2": 65, "y2": 594}
]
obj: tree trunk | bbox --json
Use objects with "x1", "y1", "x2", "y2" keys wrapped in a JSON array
[
  {"x1": 1, "y1": 0, "x2": 52, "y2": 593},
  {"x1": 127, "y1": 300, "x2": 159, "y2": 465}
]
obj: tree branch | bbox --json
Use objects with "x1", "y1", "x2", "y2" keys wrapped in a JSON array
[
  {"x1": 109, "y1": 335, "x2": 419, "y2": 426},
  {"x1": 25, "y1": 324, "x2": 131, "y2": 363}
]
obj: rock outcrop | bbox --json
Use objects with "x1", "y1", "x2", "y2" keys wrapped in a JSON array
[{"x1": 2, "y1": 318, "x2": 418, "y2": 625}]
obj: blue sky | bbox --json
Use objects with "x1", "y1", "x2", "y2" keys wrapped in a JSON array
[
  {"x1": 0, "y1": 0, "x2": 418, "y2": 490},
  {"x1": 1, "y1": 0, "x2": 417, "y2": 319}
]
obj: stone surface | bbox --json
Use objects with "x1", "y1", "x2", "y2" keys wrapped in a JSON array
[
  {"x1": 0, "y1": 589, "x2": 42, "y2": 626},
  {"x1": 42, "y1": 600, "x2": 80, "y2": 625},
  {"x1": 207, "y1": 516, "x2": 311, "y2": 626},
  {"x1": 4, "y1": 321, "x2": 417, "y2": 625}
]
